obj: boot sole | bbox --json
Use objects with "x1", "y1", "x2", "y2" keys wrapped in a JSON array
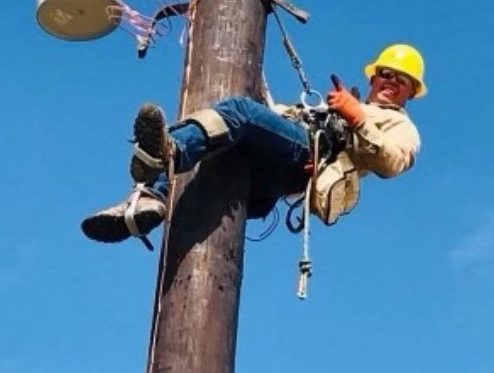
[
  {"x1": 81, "y1": 210, "x2": 164, "y2": 243},
  {"x1": 130, "y1": 106, "x2": 167, "y2": 183}
]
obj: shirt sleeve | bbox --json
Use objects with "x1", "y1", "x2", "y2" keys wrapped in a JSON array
[{"x1": 352, "y1": 111, "x2": 421, "y2": 178}]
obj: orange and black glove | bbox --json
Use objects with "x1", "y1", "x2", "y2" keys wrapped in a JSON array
[{"x1": 326, "y1": 75, "x2": 365, "y2": 128}]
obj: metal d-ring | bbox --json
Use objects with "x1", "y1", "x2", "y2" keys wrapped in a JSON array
[{"x1": 300, "y1": 89, "x2": 326, "y2": 110}]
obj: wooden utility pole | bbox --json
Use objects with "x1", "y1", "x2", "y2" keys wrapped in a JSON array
[{"x1": 147, "y1": 1, "x2": 268, "y2": 372}]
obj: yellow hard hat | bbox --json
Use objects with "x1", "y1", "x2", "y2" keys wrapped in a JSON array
[{"x1": 365, "y1": 44, "x2": 427, "y2": 98}]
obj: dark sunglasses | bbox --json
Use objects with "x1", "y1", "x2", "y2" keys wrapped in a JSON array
[{"x1": 377, "y1": 68, "x2": 414, "y2": 88}]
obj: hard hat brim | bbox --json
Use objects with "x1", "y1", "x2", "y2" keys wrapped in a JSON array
[{"x1": 365, "y1": 63, "x2": 427, "y2": 98}]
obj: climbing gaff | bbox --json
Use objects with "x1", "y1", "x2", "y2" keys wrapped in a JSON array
[{"x1": 36, "y1": 0, "x2": 121, "y2": 41}]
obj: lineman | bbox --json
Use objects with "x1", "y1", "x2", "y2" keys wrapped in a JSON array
[{"x1": 81, "y1": 44, "x2": 427, "y2": 245}]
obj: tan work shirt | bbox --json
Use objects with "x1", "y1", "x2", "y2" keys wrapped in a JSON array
[
  {"x1": 271, "y1": 101, "x2": 420, "y2": 223},
  {"x1": 272, "y1": 101, "x2": 421, "y2": 177},
  {"x1": 310, "y1": 102, "x2": 420, "y2": 224},
  {"x1": 350, "y1": 102, "x2": 421, "y2": 178}
]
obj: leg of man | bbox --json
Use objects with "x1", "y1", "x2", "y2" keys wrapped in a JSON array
[
  {"x1": 170, "y1": 96, "x2": 310, "y2": 173},
  {"x1": 82, "y1": 97, "x2": 311, "y2": 244}
]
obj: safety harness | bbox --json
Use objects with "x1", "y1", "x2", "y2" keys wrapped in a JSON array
[
  {"x1": 265, "y1": 2, "x2": 363, "y2": 299},
  {"x1": 122, "y1": 0, "x2": 357, "y2": 299}
]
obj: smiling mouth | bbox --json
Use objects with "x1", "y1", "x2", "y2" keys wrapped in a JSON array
[{"x1": 380, "y1": 84, "x2": 399, "y2": 96}]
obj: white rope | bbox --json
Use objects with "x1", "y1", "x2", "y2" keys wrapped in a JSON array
[
  {"x1": 296, "y1": 178, "x2": 312, "y2": 299},
  {"x1": 302, "y1": 180, "x2": 312, "y2": 261},
  {"x1": 261, "y1": 71, "x2": 276, "y2": 110},
  {"x1": 146, "y1": 128, "x2": 178, "y2": 373},
  {"x1": 296, "y1": 129, "x2": 323, "y2": 300},
  {"x1": 147, "y1": 173, "x2": 175, "y2": 373},
  {"x1": 147, "y1": 3, "x2": 198, "y2": 367}
]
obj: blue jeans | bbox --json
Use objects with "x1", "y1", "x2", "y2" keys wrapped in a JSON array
[{"x1": 154, "y1": 96, "x2": 311, "y2": 218}]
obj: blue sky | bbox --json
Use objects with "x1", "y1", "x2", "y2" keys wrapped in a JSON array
[{"x1": 1, "y1": 0, "x2": 493, "y2": 372}]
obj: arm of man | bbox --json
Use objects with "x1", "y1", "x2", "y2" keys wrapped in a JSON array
[
  {"x1": 327, "y1": 86, "x2": 421, "y2": 178},
  {"x1": 352, "y1": 106, "x2": 421, "y2": 178}
]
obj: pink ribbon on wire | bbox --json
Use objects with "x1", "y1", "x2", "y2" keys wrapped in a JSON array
[{"x1": 106, "y1": 0, "x2": 166, "y2": 39}]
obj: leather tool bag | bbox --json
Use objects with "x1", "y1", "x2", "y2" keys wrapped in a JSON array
[{"x1": 310, "y1": 152, "x2": 360, "y2": 225}]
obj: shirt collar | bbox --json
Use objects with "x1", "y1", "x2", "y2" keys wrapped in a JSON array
[{"x1": 366, "y1": 101, "x2": 407, "y2": 115}]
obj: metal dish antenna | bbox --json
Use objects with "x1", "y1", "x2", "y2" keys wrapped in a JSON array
[{"x1": 36, "y1": 0, "x2": 121, "y2": 41}]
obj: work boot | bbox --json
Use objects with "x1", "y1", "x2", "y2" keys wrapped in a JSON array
[
  {"x1": 130, "y1": 103, "x2": 175, "y2": 183},
  {"x1": 81, "y1": 186, "x2": 166, "y2": 244}
]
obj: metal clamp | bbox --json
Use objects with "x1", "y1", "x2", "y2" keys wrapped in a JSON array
[{"x1": 297, "y1": 259, "x2": 313, "y2": 300}]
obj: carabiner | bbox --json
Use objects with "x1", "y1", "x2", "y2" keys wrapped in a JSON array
[{"x1": 300, "y1": 89, "x2": 327, "y2": 111}]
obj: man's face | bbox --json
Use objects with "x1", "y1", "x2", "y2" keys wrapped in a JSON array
[{"x1": 367, "y1": 68, "x2": 417, "y2": 106}]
